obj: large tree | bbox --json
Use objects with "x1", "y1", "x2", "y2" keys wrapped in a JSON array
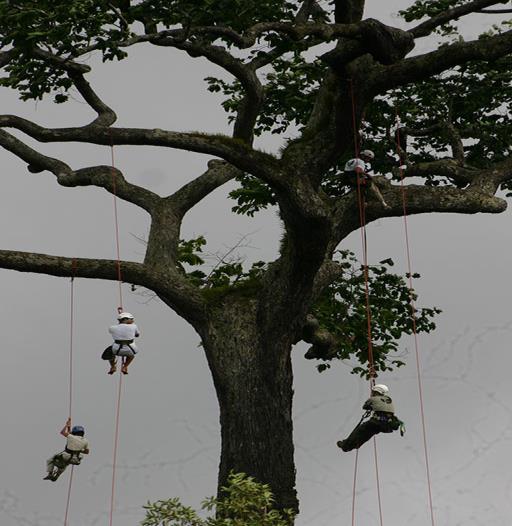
[{"x1": 1, "y1": 0, "x2": 512, "y2": 517}]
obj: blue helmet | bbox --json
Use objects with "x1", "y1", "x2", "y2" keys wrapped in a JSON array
[{"x1": 71, "y1": 425, "x2": 85, "y2": 436}]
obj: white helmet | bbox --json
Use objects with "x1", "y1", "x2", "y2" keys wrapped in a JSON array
[
  {"x1": 360, "y1": 149, "x2": 375, "y2": 160},
  {"x1": 117, "y1": 312, "x2": 134, "y2": 320},
  {"x1": 372, "y1": 384, "x2": 389, "y2": 395}
]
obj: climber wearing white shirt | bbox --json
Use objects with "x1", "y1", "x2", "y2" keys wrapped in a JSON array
[
  {"x1": 343, "y1": 150, "x2": 390, "y2": 209},
  {"x1": 107, "y1": 312, "x2": 140, "y2": 375}
]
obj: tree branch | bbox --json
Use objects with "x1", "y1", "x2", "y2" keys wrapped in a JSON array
[
  {"x1": 0, "y1": 250, "x2": 146, "y2": 284},
  {"x1": 478, "y1": 8, "x2": 512, "y2": 12},
  {"x1": 409, "y1": 0, "x2": 508, "y2": 39},
  {"x1": 32, "y1": 48, "x2": 91, "y2": 74},
  {"x1": 76, "y1": 30, "x2": 265, "y2": 142},
  {"x1": 333, "y1": 174, "x2": 507, "y2": 242},
  {"x1": 444, "y1": 120, "x2": 465, "y2": 165},
  {"x1": 150, "y1": 35, "x2": 261, "y2": 96},
  {"x1": 380, "y1": 181, "x2": 507, "y2": 218},
  {"x1": 0, "y1": 127, "x2": 207, "y2": 322},
  {"x1": 0, "y1": 128, "x2": 159, "y2": 211},
  {"x1": 0, "y1": 129, "x2": 70, "y2": 176},
  {"x1": 310, "y1": 259, "x2": 344, "y2": 301},
  {"x1": 0, "y1": 249, "x2": 206, "y2": 324},
  {"x1": 0, "y1": 114, "x2": 332, "y2": 231},
  {"x1": 168, "y1": 160, "x2": 241, "y2": 216},
  {"x1": 370, "y1": 29, "x2": 512, "y2": 94},
  {"x1": 491, "y1": 156, "x2": 512, "y2": 184},
  {"x1": 321, "y1": 19, "x2": 415, "y2": 67},
  {"x1": 0, "y1": 115, "x2": 278, "y2": 181},
  {"x1": 295, "y1": 0, "x2": 328, "y2": 24},
  {"x1": 67, "y1": 72, "x2": 117, "y2": 127},
  {"x1": 142, "y1": 160, "x2": 242, "y2": 270},
  {"x1": 395, "y1": 159, "x2": 475, "y2": 184},
  {"x1": 334, "y1": 0, "x2": 365, "y2": 24},
  {"x1": 147, "y1": 35, "x2": 264, "y2": 143},
  {"x1": 145, "y1": 22, "x2": 362, "y2": 49},
  {"x1": 301, "y1": 314, "x2": 344, "y2": 360},
  {"x1": 60, "y1": 166, "x2": 159, "y2": 212}
]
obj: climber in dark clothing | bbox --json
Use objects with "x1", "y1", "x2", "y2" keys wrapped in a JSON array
[{"x1": 337, "y1": 384, "x2": 403, "y2": 452}]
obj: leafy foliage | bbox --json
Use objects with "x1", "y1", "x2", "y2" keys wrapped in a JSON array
[
  {"x1": 207, "y1": 50, "x2": 324, "y2": 138},
  {"x1": 177, "y1": 236, "x2": 267, "y2": 291},
  {"x1": 178, "y1": 241, "x2": 440, "y2": 374},
  {"x1": 228, "y1": 174, "x2": 277, "y2": 216},
  {"x1": 131, "y1": 0, "x2": 297, "y2": 34},
  {"x1": 0, "y1": 0, "x2": 299, "y2": 101},
  {"x1": 141, "y1": 472, "x2": 294, "y2": 526},
  {"x1": 0, "y1": 0, "x2": 493, "y2": 377},
  {"x1": 312, "y1": 252, "x2": 440, "y2": 377},
  {"x1": 400, "y1": 0, "x2": 465, "y2": 22},
  {"x1": 0, "y1": 0, "x2": 131, "y2": 101}
]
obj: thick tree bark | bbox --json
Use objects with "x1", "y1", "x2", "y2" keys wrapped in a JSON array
[{"x1": 202, "y1": 299, "x2": 298, "y2": 512}]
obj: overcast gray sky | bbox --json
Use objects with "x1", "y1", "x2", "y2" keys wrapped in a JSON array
[{"x1": 1, "y1": 2, "x2": 512, "y2": 525}]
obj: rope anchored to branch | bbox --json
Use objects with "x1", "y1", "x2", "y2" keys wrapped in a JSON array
[{"x1": 348, "y1": 78, "x2": 384, "y2": 526}]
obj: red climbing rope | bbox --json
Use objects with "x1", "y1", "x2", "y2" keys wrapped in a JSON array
[
  {"x1": 109, "y1": 372, "x2": 124, "y2": 526},
  {"x1": 109, "y1": 137, "x2": 126, "y2": 526},
  {"x1": 349, "y1": 80, "x2": 376, "y2": 380},
  {"x1": 110, "y1": 141, "x2": 124, "y2": 311},
  {"x1": 348, "y1": 79, "x2": 383, "y2": 526},
  {"x1": 395, "y1": 115, "x2": 436, "y2": 526},
  {"x1": 350, "y1": 450, "x2": 359, "y2": 526},
  {"x1": 63, "y1": 466, "x2": 74, "y2": 526},
  {"x1": 372, "y1": 439, "x2": 384, "y2": 526},
  {"x1": 63, "y1": 260, "x2": 77, "y2": 526},
  {"x1": 67, "y1": 260, "x2": 77, "y2": 419}
]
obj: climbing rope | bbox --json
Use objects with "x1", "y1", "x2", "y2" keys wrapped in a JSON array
[
  {"x1": 109, "y1": 138, "x2": 125, "y2": 526},
  {"x1": 395, "y1": 115, "x2": 436, "y2": 526},
  {"x1": 348, "y1": 78, "x2": 384, "y2": 526},
  {"x1": 110, "y1": 140, "x2": 124, "y2": 311},
  {"x1": 109, "y1": 371, "x2": 124, "y2": 526},
  {"x1": 350, "y1": 449, "x2": 359, "y2": 526},
  {"x1": 63, "y1": 260, "x2": 77, "y2": 526},
  {"x1": 63, "y1": 467, "x2": 74, "y2": 526}
]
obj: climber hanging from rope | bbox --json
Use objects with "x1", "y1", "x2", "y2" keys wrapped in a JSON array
[
  {"x1": 337, "y1": 384, "x2": 404, "y2": 452},
  {"x1": 44, "y1": 418, "x2": 90, "y2": 481},
  {"x1": 103, "y1": 312, "x2": 140, "y2": 375},
  {"x1": 344, "y1": 150, "x2": 390, "y2": 209}
]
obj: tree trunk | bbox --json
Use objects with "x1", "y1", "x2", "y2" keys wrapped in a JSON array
[{"x1": 202, "y1": 298, "x2": 298, "y2": 513}]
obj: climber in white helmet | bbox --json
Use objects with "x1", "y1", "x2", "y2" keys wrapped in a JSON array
[
  {"x1": 343, "y1": 149, "x2": 390, "y2": 209},
  {"x1": 103, "y1": 312, "x2": 140, "y2": 375},
  {"x1": 337, "y1": 383, "x2": 404, "y2": 451}
]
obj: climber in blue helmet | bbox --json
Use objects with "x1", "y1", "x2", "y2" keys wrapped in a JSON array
[{"x1": 44, "y1": 418, "x2": 90, "y2": 481}]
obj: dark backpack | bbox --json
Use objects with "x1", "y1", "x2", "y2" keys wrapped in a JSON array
[{"x1": 101, "y1": 346, "x2": 114, "y2": 360}]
